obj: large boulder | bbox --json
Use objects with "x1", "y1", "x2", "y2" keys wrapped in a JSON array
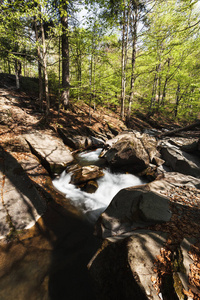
[
  {"x1": 95, "y1": 172, "x2": 200, "y2": 239},
  {"x1": 25, "y1": 131, "x2": 74, "y2": 176},
  {"x1": 89, "y1": 231, "x2": 197, "y2": 300},
  {"x1": 95, "y1": 183, "x2": 172, "y2": 239},
  {"x1": 0, "y1": 147, "x2": 46, "y2": 239},
  {"x1": 88, "y1": 230, "x2": 168, "y2": 300},
  {"x1": 160, "y1": 141, "x2": 200, "y2": 178},
  {"x1": 101, "y1": 131, "x2": 159, "y2": 173}
]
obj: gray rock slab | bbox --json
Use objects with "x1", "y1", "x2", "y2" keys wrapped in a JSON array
[
  {"x1": 95, "y1": 185, "x2": 172, "y2": 239},
  {"x1": 0, "y1": 148, "x2": 46, "y2": 239},
  {"x1": 178, "y1": 237, "x2": 197, "y2": 299},
  {"x1": 24, "y1": 132, "x2": 74, "y2": 175},
  {"x1": 89, "y1": 229, "x2": 167, "y2": 300},
  {"x1": 139, "y1": 191, "x2": 172, "y2": 222},
  {"x1": 127, "y1": 230, "x2": 168, "y2": 299},
  {"x1": 160, "y1": 142, "x2": 200, "y2": 178}
]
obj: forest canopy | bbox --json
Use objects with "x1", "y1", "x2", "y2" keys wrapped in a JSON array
[{"x1": 0, "y1": 0, "x2": 200, "y2": 121}]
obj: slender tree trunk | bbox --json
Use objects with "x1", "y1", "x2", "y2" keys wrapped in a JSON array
[
  {"x1": 58, "y1": 35, "x2": 61, "y2": 114},
  {"x1": 121, "y1": 4, "x2": 126, "y2": 119},
  {"x1": 8, "y1": 60, "x2": 11, "y2": 74},
  {"x1": 127, "y1": 4, "x2": 138, "y2": 123},
  {"x1": 77, "y1": 51, "x2": 82, "y2": 101},
  {"x1": 160, "y1": 77, "x2": 168, "y2": 107},
  {"x1": 161, "y1": 58, "x2": 170, "y2": 107},
  {"x1": 14, "y1": 59, "x2": 21, "y2": 90},
  {"x1": 157, "y1": 74, "x2": 162, "y2": 108},
  {"x1": 149, "y1": 63, "x2": 161, "y2": 114},
  {"x1": 174, "y1": 83, "x2": 180, "y2": 117},
  {"x1": 61, "y1": 11, "x2": 70, "y2": 108},
  {"x1": 41, "y1": 20, "x2": 49, "y2": 115},
  {"x1": 34, "y1": 17, "x2": 43, "y2": 110},
  {"x1": 89, "y1": 50, "x2": 93, "y2": 124}
]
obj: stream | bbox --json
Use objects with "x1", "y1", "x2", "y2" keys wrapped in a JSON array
[
  {"x1": 53, "y1": 148, "x2": 145, "y2": 223},
  {"x1": 0, "y1": 148, "x2": 145, "y2": 300}
]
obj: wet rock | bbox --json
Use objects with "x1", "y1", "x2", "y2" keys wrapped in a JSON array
[
  {"x1": 101, "y1": 131, "x2": 159, "y2": 173},
  {"x1": 84, "y1": 180, "x2": 99, "y2": 193},
  {"x1": 70, "y1": 165, "x2": 104, "y2": 185},
  {"x1": 25, "y1": 131, "x2": 74, "y2": 176}
]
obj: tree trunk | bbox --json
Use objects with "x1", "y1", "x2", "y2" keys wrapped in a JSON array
[
  {"x1": 160, "y1": 58, "x2": 170, "y2": 107},
  {"x1": 149, "y1": 63, "x2": 161, "y2": 114},
  {"x1": 160, "y1": 77, "x2": 168, "y2": 107},
  {"x1": 120, "y1": 4, "x2": 126, "y2": 119},
  {"x1": 174, "y1": 83, "x2": 180, "y2": 117},
  {"x1": 34, "y1": 17, "x2": 43, "y2": 110},
  {"x1": 61, "y1": 10, "x2": 70, "y2": 108},
  {"x1": 41, "y1": 21, "x2": 49, "y2": 115},
  {"x1": 14, "y1": 59, "x2": 21, "y2": 90},
  {"x1": 127, "y1": 4, "x2": 138, "y2": 123},
  {"x1": 158, "y1": 120, "x2": 200, "y2": 138}
]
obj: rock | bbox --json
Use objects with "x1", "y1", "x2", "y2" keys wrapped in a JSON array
[
  {"x1": 177, "y1": 238, "x2": 197, "y2": 299},
  {"x1": 84, "y1": 180, "x2": 99, "y2": 193},
  {"x1": 88, "y1": 230, "x2": 168, "y2": 300},
  {"x1": 163, "y1": 137, "x2": 200, "y2": 155},
  {"x1": 58, "y1": 127, "x2": 89, "y2": 149},
  {"x1": 101, "y1": 131, "x2": 158, "y2": 173},
  {"x1": 159, "y1": 172, "x2": 200, "y2": 189},
  {"x1": 95, "y1": 171, "x2": 200, "y2": 239},
  {"x1": 24, "y1": 131, "x2": 74, "y2": 176},
  {"x1": 70, "y1": 165, "x2": 104, "y2": 185},
  {"x1": 95, "y1": 184, "x2": 172, "y2": 239},
  {"x1": 160, "y1": 141, "x2": 200, "y2": 178},
  {"x1": 58, "y1": 127, "x2": 105, "y2": 150},
  {"x1": 0, "y1": 147, "x2": 46, "y2": 239}
]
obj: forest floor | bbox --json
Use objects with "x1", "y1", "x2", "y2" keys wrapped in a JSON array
[{"x1": 0, "y1": 73, "x2": 200, "y2": 299}]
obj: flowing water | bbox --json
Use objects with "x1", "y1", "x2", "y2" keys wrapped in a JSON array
[
  {"x1": 53, "y1": 148, "x2": 145, "y2": 223},
  {"x1": 0, "y1": 148, "x2": 145, "y2": 300}
]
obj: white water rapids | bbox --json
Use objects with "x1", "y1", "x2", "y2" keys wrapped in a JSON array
[{"x1": 53, "y1": 149, "x2": 145, "y2": 222}]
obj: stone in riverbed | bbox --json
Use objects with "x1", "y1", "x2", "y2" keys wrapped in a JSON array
[
  {"x1": 24, "y1": 132, "x2": 74, "y2": 176},
  {"x1": 101, "y1": 131, "x2": 159, "y2": 173},
  {"x1": 95, "y1": 184, "x2": 172, "y2": 239},
  {"x1": 83, "y1": 180, "x2": 99, "y2": 193},
  {"x1": 70, "y1": 165, "x2": 104, "y2": 185}
]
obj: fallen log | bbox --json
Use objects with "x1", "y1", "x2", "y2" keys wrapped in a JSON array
[{"x1": 157, "y1": 120, "x2": 200, "y2": 138}]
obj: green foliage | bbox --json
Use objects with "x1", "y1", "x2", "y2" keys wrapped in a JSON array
[{"x1": 0, "y1": 0, "x2": 199, "y2": 120}]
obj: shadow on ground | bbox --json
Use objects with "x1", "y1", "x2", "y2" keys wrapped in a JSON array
[{"x1": 0, "y1": 147, "x2": 101, "y2": 300}]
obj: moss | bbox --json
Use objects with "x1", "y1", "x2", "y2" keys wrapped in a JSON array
[
  {"x1": 173, "y1": 248, "x2": 186, "y2": 274},
  {"x1": 173, "y1": 272, "x2": 186, "y2": 300}
]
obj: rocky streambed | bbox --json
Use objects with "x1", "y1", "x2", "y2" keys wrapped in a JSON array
[{"x1": 0, "y1": 87, "x2": 200, "y2": 300}]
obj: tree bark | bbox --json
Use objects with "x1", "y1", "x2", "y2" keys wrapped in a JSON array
[
  {"x1": 34, "y1": 17, "x2": 43, "y2": 110},
  {"x1": 41, "y1": 20, "x2": 49, "y2": 115},
  {"x1": 127, "y1": 3, "x2": 138, "y2": 123},
  {"x1": 61, "y1": 10, "x2": 70, "y2": 108},
  {"x1": 14, "y1": 59, "x2": 21, "y2": 90},
  {"x1": 158, "y1": 120, "x2": 200, "y2": 138},
  {"x1": 174, "y1": 83, "x2": 180, "y2": 117},
  {"x1": 120, "y1": 3, "x2": 126, "y2": 119}
]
